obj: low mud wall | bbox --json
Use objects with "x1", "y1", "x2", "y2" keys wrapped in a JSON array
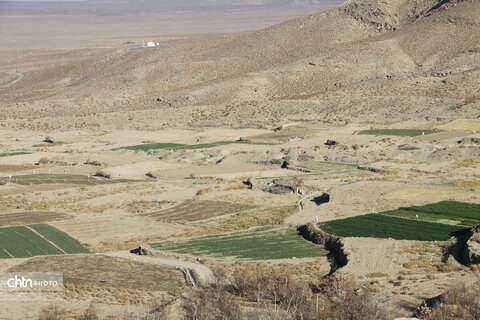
[
  {"x1": 297, "y1": 223, "x2": 348, "y2": 275},
  {"x1": 131, "y1": 244, "x2": 204, "y2": 263}
]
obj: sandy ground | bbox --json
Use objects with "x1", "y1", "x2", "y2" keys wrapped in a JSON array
[{"x1": 0, "y1": 0, "x2": 480, "y2": 317}]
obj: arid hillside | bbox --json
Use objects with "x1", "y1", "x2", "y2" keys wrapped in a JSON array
[{"x1": 0, "y1": 0, "x2": 479, "y2": 130}]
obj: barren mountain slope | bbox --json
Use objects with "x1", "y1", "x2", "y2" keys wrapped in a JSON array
[{"x1": 0, "y1": 0, "x2": 479, "y2": 129}]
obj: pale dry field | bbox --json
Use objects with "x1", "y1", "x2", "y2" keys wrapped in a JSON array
[{"x1": 0, "y1": 0, "x2": 480, "y2": 318}]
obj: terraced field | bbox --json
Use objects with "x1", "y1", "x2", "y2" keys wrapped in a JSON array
[
  {"x1": 150, "y1": 226, "x2": 326, "y2": 260},
  {"x1": 0, "y1": 211, "x2": 70, "y2": 227},
  {"x1": 115, "y1": 140, "x2": 273, "y2": 152},
  {"x1": 0, "y1": 174, "x2": 135, "y2": 186},
  {"x1": 297, "y1": 161, "x2": 365, "y2": 177},
  {"x1": 0, "y1": 152, "x2": 30, "y2": 157},
  {"x1": 382, "y1": 201, "x2": 480, "y2": 226},
  {"x1": 247, "y1": 126, "x2": 316, "y2": 143},
  {"x1": 7, "y1": 255, "x2": 186, "y2": 292},
  {"x1": 147, "y1": 200, "x2": 255, "y2": 222},
  {"x1": 0, "y1": 224, "x2": 88, "y2": 258},
  {"x1": 318, "y1": 214, "x2": 469, "y2": 241},
  {"x1": 358, "y1": 129, "x2": 436, "y2": 137},
  {"x1": 29, "y1": 224, "x2": 88, "y2": 254}
]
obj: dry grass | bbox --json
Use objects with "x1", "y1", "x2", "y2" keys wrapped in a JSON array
[
  {"x1": 418, "y1": 281, "x2": 480, "y2": 320},
  {"x1": 227, "y1": 184, "x2": 249, "y2": 191},
  {"x1": 7, "y1": 254, "x2": 186, "y2": 295},
  {"x1": 196, "y1": 187, "x2": 213, "y2": 196}
]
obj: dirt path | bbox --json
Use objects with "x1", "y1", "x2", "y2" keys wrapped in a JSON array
[{"x1": 103, "y1": 251, "x2": 215, "y2": 286}]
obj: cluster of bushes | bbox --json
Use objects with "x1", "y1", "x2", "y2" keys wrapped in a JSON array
[
  {"x1": 37, "y1": 267, "x2": 480, "y2": 320},
  {"x1": 417, "y1": 282, "x2": 480, "y2": 320},
  {"x1": 182, "y1": 269, "x2": 389, "y2": 320},
  {"x1": 37, "y1": 270, "x2": 389, "y2": 320}
]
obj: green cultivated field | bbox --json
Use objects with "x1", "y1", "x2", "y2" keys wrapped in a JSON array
[
  {"x1": 29, "y1": 224, "x2": 88, "y2": 254},
  {"x1": 382, "y1": 201, "x2": 480, "y2": 226},
  {"x1": 150, "y1": 226, "x2": 325, "y2": 260},
  {"x1": 115, "y1": 140, "x2": 273, "y2": 152},
  {"x1": 0, "y1": 224, "x2": 88, "y2": 258},
  {"x1": 0, "y1": 152, "x2": 30, "y2": 157},
  {"x1": 319, "y1": 214, "x2": 469, "y2": 241},
  {"x1": 358, "y1": 129, "x2": 436, "y2": 137},
  {"x1": 0, "y1": 174, "x2": 134, "y2": 186}
]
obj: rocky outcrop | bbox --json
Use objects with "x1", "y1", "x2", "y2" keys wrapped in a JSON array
[
  {"x1": 443, "y1": 224, "x2": 480, "y2": 266},
  {"x1": 458, "y1": 137, "x2": 480, "y2": 145},
  {"x1": 462, "y1": 224, "x2": 480, "y2": 265},
  {"x1": 311, "y1": 193, "x2": 330, "y2": 205},
  {"x1": 297, "y1": 223, "x2": 348, "y2": 275}
]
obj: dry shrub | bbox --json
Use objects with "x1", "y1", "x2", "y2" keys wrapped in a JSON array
[
  {"x1": 37, "y1": 305, "x2": 67, "y2": 320},
  {"x1": 94, "y1": 170, "x2": 111, "y2": 179},
  {"x1": 9, "y1": 220, "x2": 27, "y2": 226},
  {"x1": 196, "y1": 187, "x2": 213, "y2": 196},
  {"x1": 38, "y1": 157, "x2": 50, "y2": 165},
  {"x1": 418, "y1": 282, "x2": 480, "y2": 320},
  {"x1": 227, "y1": 184, "x2": 248, "y2": 191},
  {"x1": 76, "y1": 304, "x2": 100, "y2": 320},
  {"x1": 182, "y1": 284, "x2": 243, "y2": 320}
]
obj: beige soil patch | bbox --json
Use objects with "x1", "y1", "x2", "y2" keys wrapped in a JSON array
[
  {"x1": 285, "y1": 181, "x2": 405, "y2": 224},
  {"x1": 436, "y1": 119, "x2": 480, "y2": 132},
  {"x1": 383, "y1": 187, "x2": 472, "y2": 202},
  {"x1": 0, "y1": 184, "x2": 79, "y2": 197},
  {"x1": 340, "y1": 237, "x2": 415, "y2": 277},
  {"x1": 146, "y1": 200, "x2": 255, "y2": 222},
  {"x1": 0, "y1": 211, "x2": 71, "y2": 226},
  {"x1": 152, "y1": 163, "x2": 298, "y2": 180},
  {"x1": 51, "y1": 213, "x2": 209, "y2": 251},
  {"x1": 0, "y1": 164, "x2": 34, "y2": 172}
]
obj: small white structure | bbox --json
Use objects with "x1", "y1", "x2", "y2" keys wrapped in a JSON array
[{"x1": 146, "y1": 41, "x2": 156, "y2": 47}]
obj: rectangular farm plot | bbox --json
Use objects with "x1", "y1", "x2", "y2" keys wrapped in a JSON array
[
  {"x1": 382, "y1": 201, "x2": 480, "y2": 226},
  {"x1": 147, "y1": 200, "x2": 255, "y2": 222},
  {"x1": 358, "y1": 129, "x2": 435, "y2": 137},
  {"x1": 0, "y1": 211, "x2": 70, "y2": 227},
  {"x1": 297, "y1": 161, "x2": 365, "y2": 177},
  {"x1": 0, "y1": 226, "x2": 63, "y2": 258},
  {"x1": 115, "y1": 140, "x2": 274, "y2": 152},
  {"x1": 318, "y1": 214, "x2": 469, "y2": 241},
  {"x1": 150, "y1": 227, "x2": 326, "y2": 260},
  {"x1": 29, "y1": 224, "x2": 89, "y2": 254},
  {"x1": 0, "y1": 174, "x2": 135, "y2": 186},
  {"x1": 0, "y1": 152, "x2": 30, "y2": 157}
]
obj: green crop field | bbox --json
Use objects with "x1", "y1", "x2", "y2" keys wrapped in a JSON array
[
  {"x1": 0, "y1": 224, "x2": 88, "y2": 259},
  {"x1": 358, "y1": 129, "x2": 436, "y2": 137},
  {"x1": 318, "y1": 214, "x2": 469, "y2": 241},
  {"x1": 29, "y1": 224, "x2": 88, "y2": 254},
  {"x1": 115, "y1": 140, "x2": 274, "y2": 152},
  {"x1": 0, "y1": 174, "x2": 135, "y2": 186},
  {"x1": 0, "y1": 152, "x2": 30, "y2": 157},
  {"x1": 382, "y1": 201, "x2": 480, "y2": 226},
  {"x1": 149, "y1": 226, "x2": 326, "y2": 260}
]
